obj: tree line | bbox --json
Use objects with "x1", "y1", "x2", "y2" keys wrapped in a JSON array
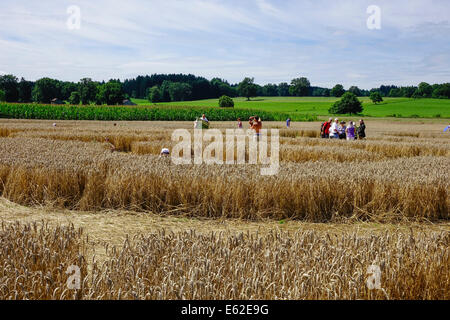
[{"x1": 0, "y1": 74, "x2": 449, "y2": 105}]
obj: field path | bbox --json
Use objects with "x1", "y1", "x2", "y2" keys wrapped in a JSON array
[{"x1": 1, "y1": 197, "x2": 448, "y2": 263}]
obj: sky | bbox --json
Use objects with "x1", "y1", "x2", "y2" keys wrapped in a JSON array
[{"x1": 0, "y1": 0, "x2": 449, "y2": 89}]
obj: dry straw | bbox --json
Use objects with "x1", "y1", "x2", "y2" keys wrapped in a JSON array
[
  {"x1": 0, "y1": 222, "x2": 448, "y2": 300},
  {"x1": 0, "y1": 123, "x2": 448, "y2": 222}
]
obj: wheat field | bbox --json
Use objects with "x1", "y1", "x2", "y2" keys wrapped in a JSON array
[
  {"x1": 0, "y1": 221, "x2": 448, "y2": 300},
  {"x1": 0, "y1": 119, "x2": 448, "y2": 221},
  {"x1": 0, "y1": 119, "x2": 448, "y2": 300}
]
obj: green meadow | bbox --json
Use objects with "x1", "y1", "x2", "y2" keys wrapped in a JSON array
[{"x1": 132, "y1": 97, "x2": 450, "y2": 119}]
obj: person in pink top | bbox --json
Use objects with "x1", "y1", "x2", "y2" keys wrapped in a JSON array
[
  {"x1": 346, "y1": 121, "x2": 356, "y2": 140},
  {"x1": 237, "y1": 118, "x2": 243, "y2": 129}
]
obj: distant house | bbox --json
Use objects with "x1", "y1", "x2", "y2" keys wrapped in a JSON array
[
  {"x1": 51, "y1": 98, "x2": 64, "y2": 105},
  {"x1": 122, "y1": 99, "x2": 137, "y2": 106}
]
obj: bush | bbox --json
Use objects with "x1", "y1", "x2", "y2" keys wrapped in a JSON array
[
  {"x1": 328, "y1": 92, "x2": 363, "y2": 115},
  {"x1": 69, "y1": 91, "x2": 80, "y2": 105},
  {"x1": 218, "y1": 95, "x2": 234, "y2": 108},
  {"x1": 369, "y1": 91, "x2": 383, "y2": 104}
]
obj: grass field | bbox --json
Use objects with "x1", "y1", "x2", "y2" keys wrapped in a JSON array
[
  {"x1": 0, "y1": 119, "x2": 448, "y2": 299},
  {"x1": 132, "y1": 97, "x2": 450, "y2": 119}
]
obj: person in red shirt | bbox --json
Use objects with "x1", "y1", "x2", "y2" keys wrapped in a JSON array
[{"x1": 321, "y1": 117, "x2": 332, "y2": 138}]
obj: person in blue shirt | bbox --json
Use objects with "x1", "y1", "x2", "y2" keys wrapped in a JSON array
[
  {"x1": 444, "y1": 124, "x2": 450, "y2": 132},
  {"x1": 286, "y1": 118, "x2": 291, "y2": 128}
]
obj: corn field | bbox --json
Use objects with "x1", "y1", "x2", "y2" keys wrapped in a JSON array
[{"x1": 0, "y1": 103, "x2": 311, "y2": 121}]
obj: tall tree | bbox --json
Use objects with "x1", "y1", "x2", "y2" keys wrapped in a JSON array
[
  {"x1": 331, "y1": 84, "x2": 345, "y2": 97},
  {"x1": 432, "y1": 83, "x2": 450, "y2": 99},
  {"x1": 348, "y1": 86, "x2": 361, "y2": 96},
  {"x1": 60, "y1": 82, "x2": 78, "y2": 101},
  {"x1": 148, "y1": 86, "x2": 162, "y2": 103},
  {"x1": 401, "y1": 86, "x2": 417, "y2": 98},
  {"x1": 263, "y1": 83, "x2": 278, "y2": 96},
  {"x1": 96, "y1": 81, "x2": 124, "y2": 105},
  {"x1": 32, "y1": 78, "x2": 59, "y2": 103},
  {"x1": 238, "y1": 77, "x2": 257, "y2": 100},
  {"x1": 79, "y1": 78, "x2": 98, "y2": 104},
  {"x1": 277, "y1": 82, "x2": 290, "y2": 96},
  {"x1": 411, "y1": 90, "x2": 422, "y2": 99},
  {"x1": 211, "y1": 78, "x2": 236, "y2": 98},
  {"x1": 369, "y1": 91, "x2": 383, "y2": 104},
  {"x1": 0, "y1": 75, "x2": 19, "y2": 102},
  {"x1": 289, "y1": 77, "x2": 310, "y2": 96},
  {"x1": 18, "y1": 77, "x2": 33, "y2": 102},
  {"x1": 159, "y1": 81, "x2": 172, "y2": 102},
  {"x1": 417, "y1": 82, "x2": 432, "y2": 98},
  {"x1": 389, "y1": 88, "x2": 402, "y2": 97},
  {"x1": 168, "y1": 82, "x2": 192, "y2": 101}
]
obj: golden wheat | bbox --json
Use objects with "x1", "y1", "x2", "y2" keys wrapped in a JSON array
[
  {"x1": 0, "y1": 222, "x2": 448, "y2": 300},
  {"x1": 0, "y1": 120, "x2": 448, "y2": 221},
  {"x1": 0, "y1": 221, "x2": 87, "y2": 299}
]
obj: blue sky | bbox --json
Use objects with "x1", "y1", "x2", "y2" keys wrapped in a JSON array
[{"x1": 0, "y1": 0, "x2": 449, "y2": 89}]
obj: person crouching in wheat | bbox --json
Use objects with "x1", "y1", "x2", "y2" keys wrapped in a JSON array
[
  {"x1": 160, "y1": 148, "x2": 170, "y2": 158},
  {"x1": 105, "y1": 137, "x2": 116, "y2": 153}
]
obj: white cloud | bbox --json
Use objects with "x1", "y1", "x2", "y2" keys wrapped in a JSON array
[{"x1": 0, "y1": 0, "x2": 449, "y2": 88}]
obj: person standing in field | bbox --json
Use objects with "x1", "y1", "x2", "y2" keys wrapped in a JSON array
[
  {"x1": 338, "y1": 121, "x2": 346, "y2": 139},
  {"x1": 249, "y1": 116, "x2": 262, "y2": 141},
  {"x1": 321, "y1": 118, "x2": 332, "y2": 138},
  {"x1": 286, "y1": 118, "x2": 291, "y2": 128},
  {"x1": 346, "y1": 121, "x2": 356, "y2": 140},
  {"x1": 329, "y1": 118, "x2": 340, "y2": 139},
  {"x1": 237, "y1": 118, "x2": 243, "y2": 129},
  {"x1": 357, "y1": 119, "x2": 366, "y2": 139}
]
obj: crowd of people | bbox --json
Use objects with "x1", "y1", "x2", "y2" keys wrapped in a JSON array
[
  {"x1": 320, "y1": 118, "x2": 366, "y2": 140},
  {"x1": 196, "y1": 114, "x2": 365, "y2": 141},
  {"x1": 160, "y1": 114, "x2": 366, "y2": 157}
]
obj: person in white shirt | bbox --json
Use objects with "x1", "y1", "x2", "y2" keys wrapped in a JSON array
[{"x1": 329, "y1": 118, "x2": 340, "y2": 139}]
